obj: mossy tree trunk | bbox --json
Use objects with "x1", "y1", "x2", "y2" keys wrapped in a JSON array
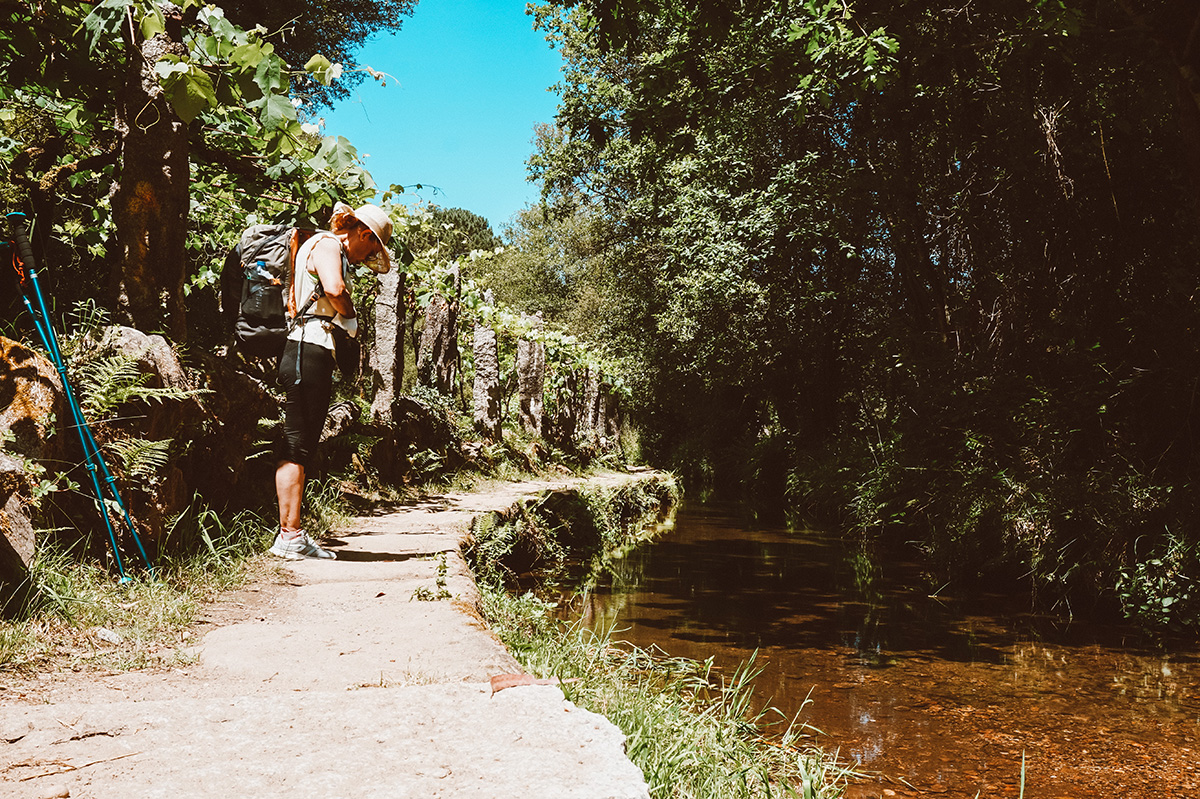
[{"x1": 110, "y1": 6, "x2": 189, "y2": 342}]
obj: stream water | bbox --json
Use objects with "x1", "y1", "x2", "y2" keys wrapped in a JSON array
[{"x1": 570, "y1": 501, "x2": 1200, "y2": 798}]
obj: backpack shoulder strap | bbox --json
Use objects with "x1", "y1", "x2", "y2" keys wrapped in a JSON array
[
  {"x1": 286, "y1": 228, "x2": 301, "y2": 317},
  {"x1": 288, "y1": 228, "x2": 329, "y2": 320}
]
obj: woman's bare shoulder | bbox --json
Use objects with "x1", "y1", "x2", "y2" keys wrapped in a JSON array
[{"x1": 306, "y1": 233, "x2": 342, "y2": 267}]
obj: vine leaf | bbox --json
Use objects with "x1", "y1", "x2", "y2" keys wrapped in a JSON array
[
  {"x1": 260, "y1": 92, "x2": 296, "y2": 130},
  {"x1": 81, "y1": 0, "x2": 131, "y2": 53},
  {"x1": 253, "y1": 51, "x2": 286, "y2": 94},
  {"x1": 139, "y1": 6, "x2": 165, "y2": 39},
  {"x1": 154, "y1": 59, "x2": 216, "y2": 123},
  {"x1": 304, "y1": 53, "x2": 343, "y2": 86}
]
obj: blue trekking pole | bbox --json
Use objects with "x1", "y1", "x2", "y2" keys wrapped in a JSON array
[{"x1": 5, "y1": 212, "x2": 155, "y2": 580}]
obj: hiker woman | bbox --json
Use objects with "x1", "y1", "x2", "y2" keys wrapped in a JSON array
[{"x1": 270, "y1": 202, "x2": 393, "y2": 559}]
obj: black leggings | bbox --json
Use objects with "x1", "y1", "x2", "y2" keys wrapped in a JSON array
[{"x1": 278, "y1": 339, "x2": 334, "y2": 467}]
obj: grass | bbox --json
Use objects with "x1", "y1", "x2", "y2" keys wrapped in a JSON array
[
  {"x1": 468, "y1": 472, "x2": 851, "y2": 797},
  {"x1": 0, "y1": 480, "x2": 352, "y2": 675},
  {"x1": 1, "y1": 457, "x2": 853, "y2": 797},
  {"x1": 464, "y1": 475, "x2": 682, "y2": 588},
  {"x1": 481, "y1": 586, "x2": 852, "y2": 799}
]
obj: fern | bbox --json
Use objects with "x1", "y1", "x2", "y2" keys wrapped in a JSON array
[
  {"x1": 106, "y1": 437, "x2": 172, "y2": 480},
  {"x1": 246, "y1": 413, "x2": 283, "y2": 463},
  {"x1": 76, "y1": 352, "x2": 200, "y2": 419},
  {"x1": 78, "y1": 353, "x2": 147, "y2": 417}
]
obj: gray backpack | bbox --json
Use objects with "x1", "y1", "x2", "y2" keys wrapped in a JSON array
[{"x1": 223, "y1": 225, "x2": 320, "y2": 359}]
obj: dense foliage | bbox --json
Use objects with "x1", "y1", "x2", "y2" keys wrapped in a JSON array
[
  {"x1": 219, "y1": 0, "x2": 417, "y2": 105},
  {"x1": 1, "y1": 0, "x2": 396, "y2": 340},
  {"x1": 525, "y1": 0, "x2": 1200, "y2": 625}
]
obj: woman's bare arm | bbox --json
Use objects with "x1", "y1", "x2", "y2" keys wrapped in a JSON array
[{"x1": 311, "y1": 235, "x2": 356, "y2": 318}]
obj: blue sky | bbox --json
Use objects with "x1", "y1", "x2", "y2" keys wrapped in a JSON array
[{"x1": 317, "y1": 0, "x2": 565, "y2": 234}]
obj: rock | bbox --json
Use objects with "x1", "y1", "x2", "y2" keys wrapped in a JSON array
[
  {"x1": 182, "y1": 353, "x2": 279, "y2": 509},
  {"x1": 545, "y1": 368, "x2": 580, "y2": 448},
  {"x1": 461, "y1": 440, "x2": 487, "y2": 462},
  {"x1": 416, "y1": 264, "x2": 459, "y2": 394},
  {"x1": 369, "y1": 267, "x2": 405, "y2": 425},
  {"x1": 472, "y1": 297, "x2": 502, "y2": 441},
  {"x1": 0, "y1": 336, "x2": 64, "y2": 463},
  {"x1": 93, "y1": 626, "x2": 122, "y2": 644},
  {"x1": 581, "y1": 365, "x2": 600, "y2": 441},
  {"x1": 390, "y1": 395, "x2": 463, "y2": 480},
  {"x1": 84, "y1": 327, "x2": 203, "y2": 550},
  {"x1": 102, "y1": 326, "x2": 191, "y2": 391},
  {"x1": 321, "y1": 400, "x2": 360, "y2": 442},
  {"x1": 0, "y1": 453, "x2": 34, "y2": 612},
  {"x1": 597, "y1": 378, "x2": 622, "y2": 451},
  {"x1": 95, "y1": 326, "x2": 201, "y2": 441},
  {"x1": 517, "y1": 313, "x2": 545, "y2": 437}
]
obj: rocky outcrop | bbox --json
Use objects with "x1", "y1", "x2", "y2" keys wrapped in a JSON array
[
  {"x1": 0, "y1": 337, "x2": 64, "y2": 463},
  {"x1": 0, "y1": 453, "x2": 34, "y2": 612},
  {"x1": 183, "y1": 352, "x2": 278, "y2": 508},
  {"x1": 11, "y1": 323, "x2": 278, "y2": 554},
  {"x1": 369, "y1": 267, "x2": 405, "y2": 425},
  {"x1": 0, "y1": 338, "x2": 63, "y2": 606},
  {"x1": 417, "y1": 265, "x2": 459, "y2": 396},
  {"x1": 546, "y1": 368, "x2": 579, "y2": 448},
  {"x1": 517, "y1": 314, "x2": 545, "y2": 438},
  {"x1": 472, "y1": 294, "x2": 502, "y2": 441},
  {"x1": 321, "y1": 400, "x2": 360, "y2": 442},
  {"x1": 580, "y1": 366, "x2": 600, "y2": 442},
  {"x1": 87, "y1": 327, "x2": 201, "y2": 551}
]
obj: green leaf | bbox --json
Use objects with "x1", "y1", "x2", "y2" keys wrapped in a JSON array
[
  {"x1": 260, "y1": 92, "x2": 297, "y2": 130},
  {"x1": 202, "y1": 7, "x2": 239, "y2": 45},
  {"x1": 80, "y1": 0, "x2": 132, "y2": 53},
  {"x1": 305, "y1": 53, "x2": 332, "y2": 74},
  {"x1": 231, "y1": 41, "x2": 268, "y2": 73},
  {"x1": 316, "y1": 135, "x2": 359, "y2": 173},
  {"x1": 253, "y1": 51, "x2": 286, "y2": 95},
  {"x1": 140, "y1": 7, "x2": 165, "y2": 39},
  {"x1": 275, "y1": 121, "x2": 307, "y2": 154},
  {"x1": 237, "y1": 70, "x2": 263, "y2": 103},
  {"x1": 304, "y1": 54, "x2": 343, "y2": 87},
  {"x1": 153, "y1": 54, "x2": 188, "y2": 75},
  {"x1": 157, "y1": 62, "x2": 217, "y2": 123}
]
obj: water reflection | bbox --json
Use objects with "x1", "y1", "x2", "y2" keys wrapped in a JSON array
[{"x1": 571, "y1": 502, "x2": 1200, "y2": 798}]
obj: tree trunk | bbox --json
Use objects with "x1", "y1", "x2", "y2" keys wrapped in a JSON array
[{"x1": 110, "y1": 7, "x2": 190, "y2": 342}]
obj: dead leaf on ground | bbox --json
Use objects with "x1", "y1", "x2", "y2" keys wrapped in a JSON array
[{"x1": 489, "y1": 673, "x2": 580, "y2": 694}]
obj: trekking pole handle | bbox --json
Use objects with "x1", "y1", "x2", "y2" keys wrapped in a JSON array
[{"x1": 6, "y1": 212, "x2": 37, "y2": 278}]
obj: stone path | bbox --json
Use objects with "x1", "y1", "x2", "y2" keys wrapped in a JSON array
[{"x1": 0, "y1": 472, "x2": 658, "y2": 799}]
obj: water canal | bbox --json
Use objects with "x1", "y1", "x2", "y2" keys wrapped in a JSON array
[{"x1": 570, "y1": 501, "x2": 1200, "y2": 798}]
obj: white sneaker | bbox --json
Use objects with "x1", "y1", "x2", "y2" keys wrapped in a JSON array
[{"x1": 269, "y1": 530, "x2": 337, "y2": 560}]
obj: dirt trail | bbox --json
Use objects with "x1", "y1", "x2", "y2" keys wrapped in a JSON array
[{"x1": 0, "y1": 471, "x2": 659, "y2": 799}]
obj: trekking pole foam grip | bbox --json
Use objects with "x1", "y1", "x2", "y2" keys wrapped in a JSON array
[{"x1": 5, "y1": 213, "x2": 37, "y2": 275}]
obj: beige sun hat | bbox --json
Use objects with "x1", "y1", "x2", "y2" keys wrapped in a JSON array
[
  {"x1": 333, "y1": 201, "x2": 393, "y2": 273},
  {"x1": 353, "y1": 202, "x2": 393, "y2": 273}
]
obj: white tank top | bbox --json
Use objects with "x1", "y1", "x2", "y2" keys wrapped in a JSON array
[{"x1": 287, "y1": 231, "x2": 343, "y2": 351}]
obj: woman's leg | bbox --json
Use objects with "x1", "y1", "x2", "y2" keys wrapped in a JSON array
[
  {"x1": 276, "y1": 459, "x2": 305, "y2": 532},
  {"x1": 271, "y1": 339, "x2": 337, "y2": 559}
]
